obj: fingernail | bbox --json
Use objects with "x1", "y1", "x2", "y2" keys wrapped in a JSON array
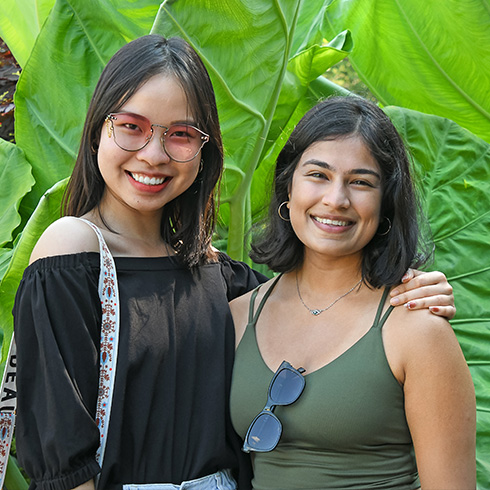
[
  {"x1": 429, "y1": 306, "x2": 439, "y2": 313},
  {"x1": 406, "y1": 301, "x2": 416, "y2": 310},
  {"x1": 391, "y1": 297, "x2": 400, "y2": 305},
  {"x1": 401, "y1": 275, "x2": 409, "y2": 282},
  {"x1": 391, "y1": 288, "x2": 399, "y2": 296}
]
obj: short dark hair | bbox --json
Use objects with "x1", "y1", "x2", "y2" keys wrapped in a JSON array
[
  {"x1": 250, "y1": 96, "x2": 431, "y2": 287},
  {"x1": 63, "y1": 35, "x2": 223, "y2": 267}
]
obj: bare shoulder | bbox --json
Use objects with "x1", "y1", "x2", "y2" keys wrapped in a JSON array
[
  {"x1": 29, "y1": 216, "x2": 100, "y2": 264},
  {"x1": 230, "y1": 277, "x2": 275, "y2": 348},
  {"x1": 229, "y1": 288, "x2": 254, "y2": 348},
  {"x1": 229, "y1": 288, "x2": 252, "y2": 320},
  {"x1": 384, "y1": 303, "x2": 465, "y2": 383},
  {"x1": 387, "y1": 305, "x2": 455, "y2": 347}
]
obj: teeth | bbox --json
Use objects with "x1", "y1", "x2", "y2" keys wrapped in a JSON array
[
  {"x1": 131, "y1": 173, "x2": 166, "y2": 185},
  {"x1": 314, "y1": 217, "x2": 350, "y2": 226}
]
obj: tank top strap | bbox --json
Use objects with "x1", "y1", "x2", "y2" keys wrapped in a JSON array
[
  {"x1": 247, "y1": 273, "x2": 283, "y2": 326},
  {"x1": 373, "y1": 287, "x2": 395, "y2": 329}
]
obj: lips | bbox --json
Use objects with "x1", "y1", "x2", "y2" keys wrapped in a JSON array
[
  {"x1": 126, "y1": 171, "x2": 171, "y2": 193},
  {"x1": 129, "y1": 172, "x2": 168, "y2": 186},
  {"x1": 313, "y1": 216, "x2": 353, "y2": 227}
]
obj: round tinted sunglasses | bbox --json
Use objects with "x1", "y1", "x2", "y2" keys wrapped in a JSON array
[
  {"x1": 105, "y1": 112, "x2": 209, "y2": 163},
  {"x1": 242, "y1": 360, "x2": 306, "y2": 453}
]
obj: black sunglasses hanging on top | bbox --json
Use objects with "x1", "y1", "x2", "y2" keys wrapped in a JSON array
[{"x1": 242, "y1": 360, "x2": 306, "y2": 453}]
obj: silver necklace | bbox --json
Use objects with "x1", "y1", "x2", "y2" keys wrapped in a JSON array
[{"x1": 296, "y1": 272, "x2": 362, "y2": 316}]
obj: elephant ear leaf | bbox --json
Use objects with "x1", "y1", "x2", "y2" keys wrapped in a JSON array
[
  {"x1": 324, "y1": 1, "x2": 490, "y2": 144},
  {"x1": 0, "y1": 178, "x2": 68, "y2": 362},
  {"x1": 385, "y1": 106, "x2": 490, "y2": 485},
  {"x1": 0, "y1": 139, "x2": 34, "y2": 252},
  {"x1": 0, "y1": 0, "x2": 55, "y2": 67}
]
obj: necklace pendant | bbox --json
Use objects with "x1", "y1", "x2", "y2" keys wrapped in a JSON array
[{"x1": 311, "y1": 309, "x2": 322, "y2": 316}]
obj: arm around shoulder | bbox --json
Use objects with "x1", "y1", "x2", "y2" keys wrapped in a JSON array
[
  {"x1": 29, "y1": 216, "x2": 100, "y2": 264},
  {"x1": 389, "y1": 310, "x2": 476, "y2": 489}
]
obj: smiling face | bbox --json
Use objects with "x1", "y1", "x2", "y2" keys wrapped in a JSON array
[
  {"x1": 288, "y1": 136, "x2": 382, "y2": 265},
  {"x1": 96, "y1": 73, "x2": 202, "y2": 219}
]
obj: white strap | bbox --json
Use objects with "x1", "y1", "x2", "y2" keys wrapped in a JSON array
[
  {"x1": 0, "y1": 218, "x2": 120, "y2": 488},
  {"x1": 78, "y1": 220, "x2": 120, "y2": 480}
]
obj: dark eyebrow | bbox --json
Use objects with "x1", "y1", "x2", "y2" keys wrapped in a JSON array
[
  {"x1": 303, "y1": 159, "x2": 381, "y2": 180},
  {"x1": 349, "y1": 168, "x2": 381, "y2": 180}
]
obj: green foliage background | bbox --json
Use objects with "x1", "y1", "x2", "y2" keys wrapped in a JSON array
[{"x1": 0, "y1": 0, "x2": 489, "y2": 488}]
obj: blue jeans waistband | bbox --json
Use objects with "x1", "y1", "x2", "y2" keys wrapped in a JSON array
[{"x1": 122, "y1": 469, "x2": 236, "y2": 490}]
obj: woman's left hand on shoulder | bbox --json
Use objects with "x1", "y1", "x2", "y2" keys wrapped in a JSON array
[{"x1": 389, "y1": 269, "x2": 455, "y2": 320}]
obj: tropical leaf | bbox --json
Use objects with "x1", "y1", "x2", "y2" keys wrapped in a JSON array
[
  {"x1": 0, "y1": 250, "x2": 13, "y2": 283},
  {"x1": 386, "y1": 106, "x2": 490, "y2": 488},
  {"x1": 153, "y1": 0, "x2": 351, "y2": 260},
  {"x1": 263, "y1": 31, "x2": 353, "y2": 167},
  {"x1": 0, "y1": 0, "x2": 54, "y2": 67},
  {"x1": 13, "y1": 0, "x2": 160, "y2": 218},
  {"x1": 5, "y1": 454, "x2": 29, "y2": 490},
  {"x1": 0, "y1": 139, "x2": 34, "y2": 250},
  {"x1": 324, "y1": 0, "x2": 490, "y2": 144},
  {"x1": 0, "y1": 178, "x2": 68, "y2": 363}
]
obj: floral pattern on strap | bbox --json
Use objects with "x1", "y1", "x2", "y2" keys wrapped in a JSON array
[
  {"x1": 0, "y1": 413, "x2": 15, "y2": 475},
  {"x1": 79, "y1": 220, "x2": 120, "y2": 470}
]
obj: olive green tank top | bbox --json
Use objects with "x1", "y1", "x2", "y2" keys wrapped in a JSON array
[{"x1": 230, "y1": 277, "x2": 420, "y2": 489}]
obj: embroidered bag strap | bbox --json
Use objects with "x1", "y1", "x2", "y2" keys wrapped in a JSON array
[
  {"x1": 0, "y1": 334, "x2": 17, "y2": 488},
  {"x1": 78, "y1": 219, "x2": 120, "y2": 481}
]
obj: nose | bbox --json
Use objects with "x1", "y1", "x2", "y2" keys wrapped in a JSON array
[
  {"x1": 322, "y1": 182, "x2": 350, "y2": 209},
  {"x1": 136, "y1": 128, "x2": 171, "y2": 167}
]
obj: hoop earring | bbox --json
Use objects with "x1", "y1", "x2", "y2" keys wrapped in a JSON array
[
  {"x1": 378, "y1": 217, "x2": 392, "y2": 236},
  {"x1": 278, "y1": 201, "x2": 290, "y2": 222}
]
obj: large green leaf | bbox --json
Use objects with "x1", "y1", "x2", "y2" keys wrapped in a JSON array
[
  {"x1": 324, "y1": 1, "x2": 490, "y2": 143},
  {"x1": 14, "y1": 0, "x2": 160, "y2": 218},
  {"x1": 0, "y1": 0, "x2": 54, "y2": 67},
  {"x1": 153, "y1": 0, "x2": 351, "y2": 260},
  {"x1": 0, "y1": 249, "x2": 14, "y2": 286},
  {"x1": 386, "y1": 106, "x2": 490, "y2": 488},
  {"x1": 0, "y1": 178, "x2": 68, "y2": 363},
  {"x1": 262, "y1": 30, "x2": 353, "y2": 168},
  {"x1": 0, "y1": 138, "x2": 34, "y2": 249}
]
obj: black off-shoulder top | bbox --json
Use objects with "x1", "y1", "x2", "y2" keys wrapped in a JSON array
[{"x1": 13, "y1": 252, "x2": 265, "y2": 490}]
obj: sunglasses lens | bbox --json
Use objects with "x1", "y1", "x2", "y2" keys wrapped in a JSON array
[
  {"x1": 109, "y1": 115, "x2": 208, "y2": 162},
  {"x1": 270, "y1": 368, "x2": 305, "y2": 405},
  {"x1": 245, "y1": 412, "x2": 282, "y2": 452},
  {"x1": 110, "y1": 113, "x2": 150, "y2": 151},
  {"x1": 164, "y1": 125, "x2": 207, "y2": 162}
]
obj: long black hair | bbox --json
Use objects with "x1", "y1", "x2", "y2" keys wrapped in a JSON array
[
  {"x1": 63, "y1": 35, "x2": 223, "y2": 267},
  {"x1": 251, "y1": 96, "x2": 431, "y2": 287}
]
